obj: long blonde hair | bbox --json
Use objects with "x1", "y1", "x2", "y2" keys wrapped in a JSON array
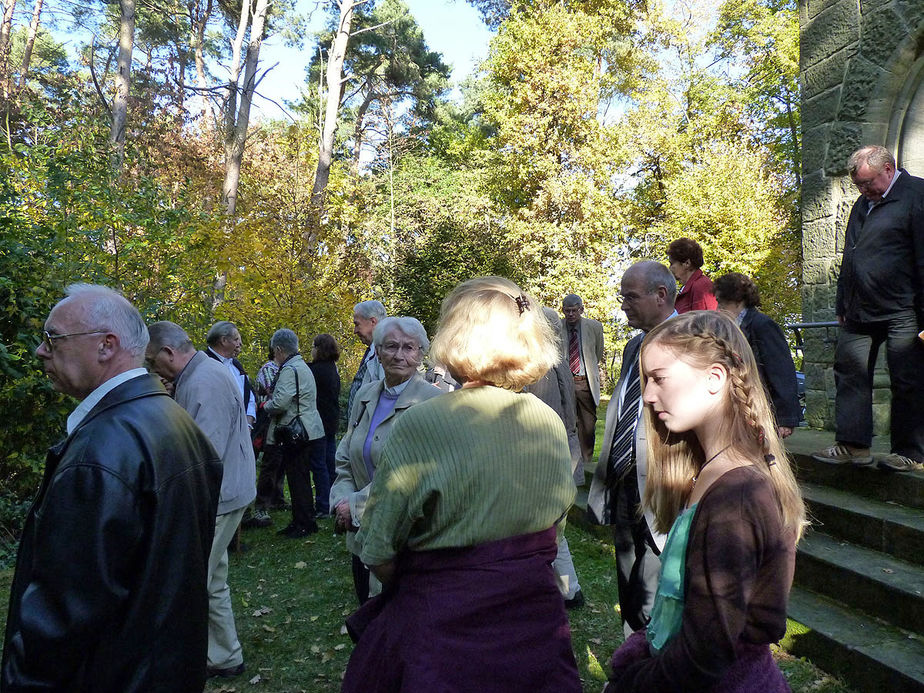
[{"x1": 640, "y1": 311, "x2": 806, "y2": 542}]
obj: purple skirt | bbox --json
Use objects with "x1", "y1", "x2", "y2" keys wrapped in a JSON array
[
  {"x1": 342, "y1": 527, "x2": 581, "y2": 693},
  {"x1": 606, "y1": 630, "x2": 791, "y2": 692}
]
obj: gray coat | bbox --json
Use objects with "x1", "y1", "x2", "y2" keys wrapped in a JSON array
[
  {"x1": 265, "y1": 354, "x2": 325, "y2": 444},
  {"x1": 330, "y1": 373, "x2": 442, "y2": 554},
  {"x1": 174, "y1": 350, "x2": 257, "y2": 515}
]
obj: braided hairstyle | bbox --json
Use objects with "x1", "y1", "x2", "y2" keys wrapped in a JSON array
[{"x1": 639, "y1": 310, "x2": 806, "y2": 542}]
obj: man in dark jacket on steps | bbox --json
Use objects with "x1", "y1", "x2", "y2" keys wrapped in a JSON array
[
  {"x1": 813, "y1": 145, "x2": 924, "y2": 473},
  {"x1": 2, "y1": 284, "x2": 222, "y2": 692}
]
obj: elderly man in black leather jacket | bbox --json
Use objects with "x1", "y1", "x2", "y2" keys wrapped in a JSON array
[{"x1": 2, "y1": 284, "x2": 222, "y2": 692}]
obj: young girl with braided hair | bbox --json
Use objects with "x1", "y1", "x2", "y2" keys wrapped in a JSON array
[{"x1": 605, "y1": 310, "x2": 806, "y2": 692}]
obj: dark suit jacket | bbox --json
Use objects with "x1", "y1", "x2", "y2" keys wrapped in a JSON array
[
  {"x1": 739, "y1": 309, "x2": 800, "y2": 429},
  {"x1": 836, "y1": 168, "x2": 924, "y2": 324}
]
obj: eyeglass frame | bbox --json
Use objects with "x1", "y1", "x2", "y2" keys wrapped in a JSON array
[
  {"x1": 616, "y1": 289, "x2": 657, "y2": 305},
  {"x1": 41, "y1": 330, "x2": 107, "y2": 352}
]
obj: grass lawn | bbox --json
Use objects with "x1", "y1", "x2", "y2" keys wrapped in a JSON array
[
  {"x1": 206, "y1": 509, "x2": 855, "y2": 692},
  {"x1": 0, "y1": 512, "x2": 855, "y2": 692}
]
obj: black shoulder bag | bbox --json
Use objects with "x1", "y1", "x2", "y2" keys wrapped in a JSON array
[{"x1": 275, "y1": 365, "x2": 310, "y2": 449}]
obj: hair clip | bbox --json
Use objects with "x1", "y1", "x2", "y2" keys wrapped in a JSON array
[
  {"x1": 513, "y1": 294, "x2": 530, "y2": 315},
  {"x1": 764, "y1": 454, "x2": 776, "y2": 467}
]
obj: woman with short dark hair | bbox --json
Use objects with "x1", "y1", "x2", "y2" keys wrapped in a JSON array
[
  {"x1": 308, "y1": 334, "x2": 341, "y2": 516},
  {"x1": 713, "y1": 273, "x2": 800, "y2": 438},
  {"x1": 667, "y1": 238, "x2": 717, "y2": 313}
]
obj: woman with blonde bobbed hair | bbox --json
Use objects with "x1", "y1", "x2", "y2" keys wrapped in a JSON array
[
  {"x1": 341, "y1": 276, "x2": 581, "y2": 693},
  {"x1": 605, "y1": 310, "x2": 806, "y2": 692}
]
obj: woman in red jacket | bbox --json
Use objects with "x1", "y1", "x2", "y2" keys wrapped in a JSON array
[{"x1": 667, "y1": 238, "x2": 717, "y2": 313}]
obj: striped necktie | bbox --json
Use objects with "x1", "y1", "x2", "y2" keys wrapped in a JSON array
[
  {"x1": 607, "y1": 363, "x2": 642, "y2": 485},
  {"x1": 569, "y1": 327, "x2": 581, "y2": 375}
]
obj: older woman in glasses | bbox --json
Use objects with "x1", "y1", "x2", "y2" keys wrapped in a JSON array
[
  {"x1": 342, "y1": 277, "x2": 581, "y2": 693},
  {"x1": 330, "y1": 316, "x2": 442, "y2": 604}
]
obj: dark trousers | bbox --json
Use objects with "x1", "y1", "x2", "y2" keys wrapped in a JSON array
[
  {"x1": 311, "y1": 438, "x2": 332, "y2": 515},
  {"x1": 283, "y1": 440, "x2": 323, "y2": 530},
  {"x1": 834, "y1": 313, "x2": 924, "y2": 461},
  {"x1": 352, "y1": 553, "x2": 371, "y2": 605},
  {"x1": 255, "y1": 445, "x2": 287, "y2": 510},
  {"x1": 574, "y1": 377, "x2": 598, "y2": 464},
  {"x1": 611, "y1": 472, "x2": 661, "y2": 633}
]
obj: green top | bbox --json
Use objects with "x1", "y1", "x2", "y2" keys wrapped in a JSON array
[
  {"x1": 357, "y1": 386, "x2": 576, "y2": 566},
  {"x1": 647, "y1": 504, "x2": 698, "y2": 653}
]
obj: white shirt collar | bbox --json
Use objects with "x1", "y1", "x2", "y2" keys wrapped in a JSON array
[
  {"x1": 384, "y1": 379, "x2": 411, "y2": 397},
  {"x1": 882, "y1": 168, "x2": 900, "y2": 199},
  {"x1": 66, "y1": 368, "x2": 149, "y2": 435},
  {"x1": 208, "y1": 346, "x2": 231, "y2": 364}
]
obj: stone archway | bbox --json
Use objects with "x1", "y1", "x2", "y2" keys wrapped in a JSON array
[{"x1": 892, "y1": 54, "x2": 924, "y2": 174}]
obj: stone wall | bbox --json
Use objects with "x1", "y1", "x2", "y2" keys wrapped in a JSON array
[{"x1": 800, "y1": 0, "x2": 924, "y2": 433}]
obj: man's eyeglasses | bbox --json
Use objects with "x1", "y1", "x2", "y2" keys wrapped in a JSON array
[
  {"x1": 41, "y1": 330, "x2": 106, "y2": 351},
  {"x1": 617, "y1": 292, "x2": 653, "y2": 305}
]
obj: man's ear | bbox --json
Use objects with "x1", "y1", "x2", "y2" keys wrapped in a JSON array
[{"x1": 98, "y1": 333, "x2": 120, "y2": 361}]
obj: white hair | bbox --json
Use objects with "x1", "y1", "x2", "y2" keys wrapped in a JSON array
[
  {"x1": 354, "y1": 300, "x2": 386, "y2": 321},
  {"x1": 372, "y1": 316, "x2": 430, "y2": 352},
  {"x1": 63, "y1": 284, "x2": 149, "y2": 358}
]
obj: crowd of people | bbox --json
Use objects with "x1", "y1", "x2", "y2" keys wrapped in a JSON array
[{"x1": 5, "y1": 143, "x2": 919, "y2": 692}]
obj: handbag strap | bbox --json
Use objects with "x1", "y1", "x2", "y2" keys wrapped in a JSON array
[{"x1": 286, "y1": 364, "x2": 301, "y2": 418}]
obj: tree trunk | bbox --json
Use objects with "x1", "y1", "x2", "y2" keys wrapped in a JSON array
[
  {"x1": 110, "y1": 0, "x2": 136, "y2": 172},
  {"x1": 310, "y1": 0, "x2": 360, "y2": 210},
  {"x1": 0, "y1": 0, "x2": 16, "y2": 96},
  {"x1": 189, "y1": 0, "x2": 214, "y2": 126},
  {"x1": 351, "y1": 78, "x2": 375, "y2": 176},
  {"x1": 222, "y1": 0, "x2": 269, "y2": 216},
  {"x1": 18, "y1": 0, "x2": 43, "y2": 87}
]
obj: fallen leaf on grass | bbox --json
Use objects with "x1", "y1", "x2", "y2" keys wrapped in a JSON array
[
  {"x1": 334, "y1": 644, "x2": 346, "y2": 650},
  {"x1": 339, "y1": 625, "x2": 348, "y2": 635},
  {"x1": 310, "y1": 615, "x2": 319, "y2": 622},
  {"x1": 310, "y1": 645, "x2": 321, "y2": 654},
  {"x1": 294, "y1": 561, "x2": 307, "y2": 569},
  {"x1": 262, "y1": 625, "x2": 276, "y2": 633},
  {"x1": 248, "y1": 674, "x2": 261, "y2": 684},
  {"x1": 251, "y1": 606, "x2": 272, "y2": 618},
  {"x1": 588, "y1": 638, "x2": 602, "y2": 645},
  {"x1": 882, "y1": 568, "x2": 894, "y2": 574}
]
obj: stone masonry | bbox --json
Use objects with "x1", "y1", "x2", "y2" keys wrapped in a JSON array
[{"x1": 800, "y1": 0, "x2": 924, "y2": 433}]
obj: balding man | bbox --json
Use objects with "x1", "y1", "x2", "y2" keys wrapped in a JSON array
[
  {"x1": 147, "y1": 321, "x2": 257, "y2": 679},
  {"x1": 813, "y1": 146, "x2": 924, "y2": 472},
  {"x1": 588, "y1": 261, "x2": 676, "y2": 636},
  {"x1": 206, "y1": 321, "x2": 256, "y2": 427},
  {"x1": 2, "y1": 285, "x2": 221, "y2": 691},
  {"x1": 561, "y1": 294, "x2": 605, "y2": 478}
]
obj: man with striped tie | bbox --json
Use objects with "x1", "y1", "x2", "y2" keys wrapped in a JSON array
[
  {"x1": 561, "y1": 294, "x2": 605, "y2": 481},
  {"x1": 587, "y1": 261, "x2": 677, "y2": 637}
]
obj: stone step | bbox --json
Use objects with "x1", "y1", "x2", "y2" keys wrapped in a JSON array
[
  {"x1": 795, "y1": 530, "x2": 924, "y2": 637},
  {"x1": 790, "y1": 451, "x2": 924, "y2": 511},
  {"x1": 802, "y1": 482, "x2": 924, "y2": 567},
  {"x1": 787, "y1": 586, "x2": 924, "y2": 693}
]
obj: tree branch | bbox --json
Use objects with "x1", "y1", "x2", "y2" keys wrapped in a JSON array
[{"x1": 88, "y1": 38, "x2": 111, "y2": 118}]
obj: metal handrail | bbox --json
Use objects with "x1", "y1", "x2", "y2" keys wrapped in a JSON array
[{"x1": 784, "y1": 321, "x2": 840, "y2": 353}]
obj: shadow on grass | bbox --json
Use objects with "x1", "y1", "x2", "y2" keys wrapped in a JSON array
[{"x1": 0, "y1": 507, "x2": 856, "y2": 692}]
